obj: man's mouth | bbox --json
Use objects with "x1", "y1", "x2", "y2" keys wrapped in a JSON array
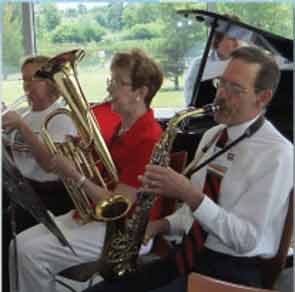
[{"x1": 214, "y1": 98, "x2": 226, "y2": 111}]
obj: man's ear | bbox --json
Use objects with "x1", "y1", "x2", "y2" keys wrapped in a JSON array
[
  {"x1": 256, "y1": 89, "x2": 272, "y2": 108},
  {"x1": 232, "y1": 39, "x2": 240, "y2": 49}
]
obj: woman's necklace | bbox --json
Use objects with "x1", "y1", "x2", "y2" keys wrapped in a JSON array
[{"x1": 118, "y1": 125, "x2": 130, "y2": 136}]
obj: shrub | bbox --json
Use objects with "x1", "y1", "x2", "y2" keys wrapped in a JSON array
[
  {"x1": 124, "y1": 24, "x2": 157, "y2": 40},
  {"x1": 52, "y1": 21, "x2": 106, "y2": 44}
]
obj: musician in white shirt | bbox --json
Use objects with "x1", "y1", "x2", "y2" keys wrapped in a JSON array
[
  {"x1": 83, "y1": 47, "x2": 293, "y2": 292},
  {"x1": 2, "y1": 56, "x2": 75, "y2": 292},
  {"x1": 3, "y1": 55, "x2": 76, "y2": 212},
  {"x1": 184, "y1": 14, "x2": 244, "y2": 105}
]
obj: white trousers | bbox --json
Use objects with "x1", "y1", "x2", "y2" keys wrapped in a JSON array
[{"x1": 9, "y1": 210, "x2": 152, "y2": 292}]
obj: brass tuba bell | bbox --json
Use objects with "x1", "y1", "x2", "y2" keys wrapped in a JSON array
[{"x1": 36, "y1": 49, "x2": 131, "y2": 223}]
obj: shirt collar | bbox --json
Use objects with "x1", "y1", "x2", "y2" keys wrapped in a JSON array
[
  {"x1": 226, "y1": 114, "x2": 263, "y2": 141},
  {"x1": 210, "y1": 50, "x2": 221, "y2": 62},
  {"x1": 117, "y1": 109, "x2": 155, "y2": 141},
  {"x1": 30, "y1": 99, "x2": 61, "y2": 117}
]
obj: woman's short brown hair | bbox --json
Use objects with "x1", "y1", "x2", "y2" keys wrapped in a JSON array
[{"x1": 111, "y1": 49, "x2": 164, "y2": 107}]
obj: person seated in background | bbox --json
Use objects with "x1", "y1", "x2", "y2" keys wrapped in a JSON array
[
  {"x1": 2, "y1": 48, "x2": 164, "y2": 292},
  {"x1": 184, "y1": 14, "x2": 243, "y2": 105},
  {"x1": 82, "y1": 47, "x2": 293, "y2": 292},
  {"x1": 3, "y1": 56, "x2": 77, "y2": 216},
  {"x1": 2, "y1": 55, "x2": 78, "y2": 292}
]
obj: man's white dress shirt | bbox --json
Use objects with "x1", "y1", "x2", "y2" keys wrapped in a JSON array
[{"x1": 167, "y1": 117, "x2": 293, "y2": 259}]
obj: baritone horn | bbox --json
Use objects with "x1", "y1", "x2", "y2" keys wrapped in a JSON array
[
  {"x1": 36, "y1": 49, "x2": 131, "y2": 223},
  {"x1": 2, "y1": 95, "x2": 30, "y2": 117}
]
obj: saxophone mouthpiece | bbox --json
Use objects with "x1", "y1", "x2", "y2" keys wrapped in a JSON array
[{"x1": 203, "y1": 102, "x2": 221, "y2": 115}]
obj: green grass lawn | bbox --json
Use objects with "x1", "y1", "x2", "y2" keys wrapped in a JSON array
[{"x1": 3, "y1": 66, "x2": 185, "y2": 108}]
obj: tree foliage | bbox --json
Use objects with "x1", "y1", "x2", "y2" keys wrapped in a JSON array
[
  {"x1": 104, "y1": 3, "x2": 124, "y2": 31},
  {"x1": 4, "y1": 2, "x2": 292, "y2": 83},
  {"x1": 78, "y1": 4, "x2": 87, "y2": 15},
  {"x1": 38, "y1": 4, "x2": 61, "y2": 32},
  {"x1": 123, "y1": 23, "x2": 160, "y2": 40},
  {"x1": 2, "y1": 3, "x2": 24, "y2": 76},
  {"x1": 122, "y1": 4, "x2": 160, "y2": 28},
  {"x1": 217, "y1": 3, "x2": 292, "y2": 38},
  {"x1": 51, "y1": 20, "x2": 105, "y2": 43},
  {"x1": 153, "y1": 4, "x2": 206, "y2": 90}
]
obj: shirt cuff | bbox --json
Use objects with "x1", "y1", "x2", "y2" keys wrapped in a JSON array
[
  {"x1": 193, "y1": 195, "x2": 220, "y2": 227},
  {"x1": 166, "y1": 205, "x2": 194, "y2": 235},
  {"x1": 166, "y1": 212, "x2": 179, "y2": 235}
]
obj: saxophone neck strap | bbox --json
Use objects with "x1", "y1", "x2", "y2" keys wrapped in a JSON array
[{"x1": 186, "y1": 115, "x2": 265, "y2": 177}]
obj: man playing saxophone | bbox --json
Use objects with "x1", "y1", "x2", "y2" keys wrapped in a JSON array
[
  {"x1": 2, "y1": 48, "x2": 163, "y2": 292},
  {"x1": 82, "y1": 47, "x2": 293, "y2": 292}
]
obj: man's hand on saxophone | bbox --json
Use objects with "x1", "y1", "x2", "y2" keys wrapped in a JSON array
[
  {"x1": 143, "y1": 218, "x2": 170, "y2": 245},
  {"x1": 139, "y1": 164, "x2": 204, "y2": 211}
]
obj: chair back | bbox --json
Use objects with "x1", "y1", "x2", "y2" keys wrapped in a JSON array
[
  {"x1": 260, "y1": 189, "x2": 293, "y2": 289},
  {"x1": 188, "y1": 273, "x2": 278, "y2": 292}
]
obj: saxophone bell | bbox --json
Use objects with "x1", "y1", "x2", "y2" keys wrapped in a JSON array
[{"x1": 96, "y1": 194, "x2": 132, "y2": 221}]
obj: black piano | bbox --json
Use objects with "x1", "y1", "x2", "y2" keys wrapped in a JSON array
[{"x1": 171, "y1": 9, "x2": 293, "y2": 162}]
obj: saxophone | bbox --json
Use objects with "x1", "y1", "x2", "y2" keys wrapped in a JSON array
[{"x1": 97, "y1": 103, "x2": 220, "y2": 280}]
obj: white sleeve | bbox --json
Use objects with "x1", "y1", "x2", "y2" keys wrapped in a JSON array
[
  {"x1": 165, "y1": 128, "x2": 219, "y2": 235},
  {"x1": 46, "y1": 113, "x2": 77, "y2": 143},
  {"x1": 166, "y1": 204, "x2": 194, "y2": 236},
  {"x1": 193, "y1": 147, "x2": 293, "y2": 254},
  {"x1": 184, "y1": 58, "x2": 200, "y2": 105}
]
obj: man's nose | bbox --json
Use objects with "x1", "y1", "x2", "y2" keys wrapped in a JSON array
[
  {"x1": 23, "y1": 79, "x2": 33, "y2": 91},
  {"x1": 23, "y1": 83, "x2": 29, "y2": 94}
]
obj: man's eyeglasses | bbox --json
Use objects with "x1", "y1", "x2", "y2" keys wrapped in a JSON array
[
  {"x1": 18, "y1": 78, "x2": 32, "y2": 82},
  {"x1": 19, "y1": 77, "x2": 43, "y2": 83},
  {"x1": 213, "y1": 77, "x2": 248, "y2": 96},
  {"x1": 106, "y1": 77, "x2": 132, "y2": 88}
]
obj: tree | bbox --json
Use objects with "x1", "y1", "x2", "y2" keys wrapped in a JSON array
[
  {"x1": 51, "y1": 20, "x2": 106, "y2": 44},
  {"x1": 104, "y1": 3, "x2": 124, "y2": 31},
  {"x1": 39, "y1": 4, "x2": 61, "y2": 32},
  {"x1": 217, "y1": 3, "x2": 292, "y2": 39},
  {"x1": 2, "y1": 3, "x2": 24, "y2": 77},
  {"x1": 64, "y1": 8, "x2": 78, "y2": 18},
  {"x1": 122, "y1": 3, "x2": 160, "y2": 29},
  {"x1": 155, "y1": 3, "x2": 206, "y2": 90},
  {"x1": 124, "y1": 24, "x2": 159, "y2": 40},
  {"x1": 78, "y1": 4, "x2": 87, "y2": 15}
]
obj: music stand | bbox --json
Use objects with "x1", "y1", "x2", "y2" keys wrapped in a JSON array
[{"x1": 2, "y1": 143, "x2": 76, "y2": 291}]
